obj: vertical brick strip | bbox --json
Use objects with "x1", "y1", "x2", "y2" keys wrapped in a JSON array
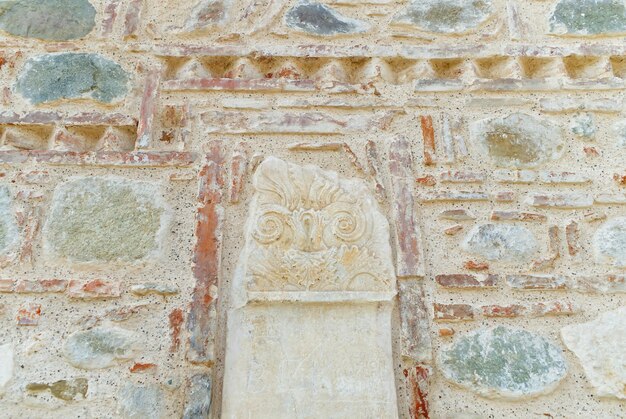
[
  {"x1": 123, "y1": 0, "x2": 143, "y2": 38},
  {"x1": 566, "y1": 221, "x2": 580, "y2": 256},
  {"x1": 169, "y1": 308, "x2": 184, "y2": 353},
  {"x1": 404, "y1": 365, "x2": 430, "y2": 419},
  {"x1": 420, "y1": 115, "x2": 435, "y2": 166},
  {"x1": 101, "y1": 0, "x2": 120, "y2": 36},
  {"x1": 229, "y1": 143, "x2": 249, "y2": 204},
  {"x1": 365, "y1": 140, "x2": 386, "y2": 200},
  {"x1": 398, "y1": 280, "x2": 432, "y2": 362},
  {"x1": 389, "y1": 137, "x2": 424, "y2": 277},
  {"x1": 187, "y1": 141, "x2": 224, "y2": 364},
  {"x1": 136, "y1": 68, "x2": 161, "y2": 149}
]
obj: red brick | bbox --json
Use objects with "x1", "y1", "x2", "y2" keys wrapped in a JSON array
[
  {"x1": 566, "y1": 221, "x2": 580, "y2": 256},
  {"x1": 490, "y1": 211, "x2": 546, "y2": 222},
  {"x1": 169, "y1": 308, "x2": 184, "y2": 353},
  {"x1": 404, "y1": 365, "x2": 430, "y2": 419},
  {"x1": 0, "y1": 279, "x2": 15, "y2": 292},
  {"x1": 421, "y1": 115, "x2": 435, "y2": 166},
  {"x1": 67, "y1": 280, "x2": 121, "y2": 299},
  {"x1": 187, "y1": 142, "x2": 224, "y2": 364},
  {"x1": 530, "y1": 301, "x2": 575, "y2": 317},
  {"x1": 463, "y1": 260, "x2": 489, "y2": 271},
  {"x1": 613, "y1": 173, "x2": 626, "y2": 186},
  {"x1": 415, "y1": 175, "x2": 436, "y2": 186},
  {"x1": 17, "y1": 303, "x2": 41, "y2": 326},
  {"x1": 365, "y1": 140, "x2": 386, "y2": 200},
  {"x1": 389, "y1": 137, "x2": 424, "y2": 277},
  {"x1": 438, "y1": 327, "x2": 455, "y2": 337},
  {"x1": 481, "y1": 304, "x2": 526, "y2": 318},
  {"x1": 443, "y1": 224, "x2": 463, "y2": 235},
  {"x1": 506, "y1": 275, "x2": 568, "y2": 290},
  {"x1": 435, "y1": 274, "x2": 497, "y2": 289},
  {"x1": 130, "y1": 362, "x2": 157, "y2": 373},
  {"x1": 229, "y1": 144, "x2": 249, "y2": 204},
  {"x1": 15, "y1": 279, "x2": 67, "y2": 293},
  {"x1": 123, "y1": 0, "x2": 143, "y2": 38},
  {"x1": 398, "y1": 280, "x2": 432, "y2": 362},
  {"x1": 136, "y1": 68, "x2": 161, "y2": 148},
  {"x1": 433, "y1": 303, "x2": 474, "y2": 322}
]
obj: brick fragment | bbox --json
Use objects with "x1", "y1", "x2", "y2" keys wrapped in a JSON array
[
  {"x1": 565, "y1": 221, "x2": 580, "y2": 256},
  {"x1": 538, "y1": 171, "x2": 590, "y2": 184},
  {"x1": 421, "y1": 115, "x2": 436, "y2": 166},
  {"x1": 0, "y1": 279, "x2": 16, "y2": 292},
  {"x1": 17, "y1": 303, "x2": 41, "y2": 326},
  {"x1": 420, "y1": 190, "x2": 489, "y2": 202},
  {"x1": 0, "y1": 110, "x2": 136, "y2": 126},
  {"x1": 572, "y1": 275, "x2": 626, "y2": 293},
  {"x1": 169, "y1": 308, "x2": 184, "y2": 353},
  {"x1": 67, "y1": 280, "x2": 121, "y2": 299},
  {"x1": 15, "y1": 279, "x2": 67, "y2": 293},
  {"x1": 287, "y1": 142, "x2": 343, "y2": 151},
  {"x1": 481, "y1": 304, "x2": 526, "y2": 318},
  {"x1": 123, "y1": 0, "x2": 143, "y2": 38},
  {"x1": 584, "y1": 211, "x2": 606, "y2": 223},
  {"x1": 491, "y1": 191, "x2": 516, "y2": 202},
  {"x1": 490, "y1": 211, "x2": 546, "y2": 222},
  {"x1": 531, "y1": 226, "x2": 560, "y2": 270},
  {"x1": 404, "y1": 365, "x2": 430, "y2": 419},
  {"x1": 389, "y1": 138, "x2": 424, "y2": 277},
  {"x1": 527, "y1": 193, "x2": 593, "y2": 209},
  {"x1": 583, "y1": 146, "x2": 600, "y2": 157},
  {"x1": 530, "y1": 301, "x2": 575, "y2": 317},
  {"x1": 130, "y1": 363, "x2": 157, "y2": 373},
  {"x1": 398, "y1": 280, "x2": 432, "y2": 362},
  {"x1": 443, "y1": 224, "x2": 463, "y2": 235},
  {"x1": 433, "y1": 303, "x2": 474, "y2": 322},
  {"x1": 101, "y1": 0, "x2": 120, "y2": 36},
  {"x1": 415, "y1": 175, "x2": 436, "y2": 186},
  {"x1": 365, "y1": 140, "x2": 386, "y2": 200},
  {"x1": 439, "y1": 170, "x2": 483, "y2": 183},
  {"x1": 435, "y1": 274, "x2": 497, "y2": 289},
  {"x1": 613, "y1": 173, "x2": 626, "y2": 186},
  {"x1": 506, "y1": 275, "x2": 568, "y2": 290},
  {"x1": 463, "y1": 260, "x2": 489, "y2": 271},
  {"x1": 595, "y1": 193, "x2": 626, "y2": 204},
  {"x1": 0, "y1": 150, "x2": 195, "y2": 167},
  {"x1": 136, "y1": 68, "x2": 161, "y2": 148},
  {"x1": 438, "y1": 209, "x2": 475, "y2": 220},
  {"x1": 187, "y1": 142, "x2": 224, "y2": 364},
  {"x1": 438, "y1": 327, "x2": 455, "y2": 337},
  {"x1": 229, "y1": 145, "x2": 249, "y2": 204}
]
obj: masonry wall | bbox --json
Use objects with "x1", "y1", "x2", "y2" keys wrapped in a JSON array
[{"x1": 0, "y1": 0, "x2": 625, "y2": 417}]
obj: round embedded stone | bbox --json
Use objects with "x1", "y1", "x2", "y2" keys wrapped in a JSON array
[
  {"x1": 593, "y1": 217, "x2": 626, "y2": 267},
  {"x1": 393, "y1": 0, "x2": 494, "y2": 34},
  {"x1": 0, "y1": 0, "x2": 96, "y2": 41},
  {"x1": 551, "y1": 0, "x2": 626, "y2": 36},
  {"x1": 461, "y1": 223, "x2": 537, "y2": 262},
  {"x1": 438, "y1": 326, "x2": 567, "y2": 399},
  {"x1": 63, "y1": 327, "x2": 136, "y2": 369},
  {"x1": 470, "y1": 113, "x2": 563, "y2": 168},
  {"x1": 0, "y1": 186, "x2": 19, "y2": 260},
  {"x1": 43, "y1": 177, "x2": 170, "y2": 265},
  {"x1": 285, "y1": 1, "x2": 370, "y2": 36},
  {"x1": 15, "y1": 53, "x2": 129, "y2": 104}
]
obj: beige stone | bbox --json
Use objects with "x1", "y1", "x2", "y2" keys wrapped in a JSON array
[{"x1": 222, "y1": 157, "x2": 398, "y2": 418}]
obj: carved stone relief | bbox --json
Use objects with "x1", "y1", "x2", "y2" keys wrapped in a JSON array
[{"x1": 222, "y1": 157, "x2": 398, "y2": 418}]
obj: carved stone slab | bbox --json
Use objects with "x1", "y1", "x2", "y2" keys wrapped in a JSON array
[{"x1": 222, "y1": 157, "x2": 398, "y2": 418}]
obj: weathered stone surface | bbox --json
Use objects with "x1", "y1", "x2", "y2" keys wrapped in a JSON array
[
  {"x1": 222, "y1": 157, "x2": 398, "y2": 417},
  {"x1": 285, "y1": 1, "x2": 370, "y2": 36},
  {"x1": 16, "y1": 53, "x2": 129, "y2": 105},
  {"x1": 0, "y1": 343, "x2": 12, "y2": 395},
  {"x1": 462, "y1": 224, "x2": 537, "y2": 262},
  {"x1": 393, "y1": 0, "x2": 494, "y2": 34},
  {"x1": 183, "y1": 374, "x2": 212, "y2": 419},
  {"x1": 470, "y1": 113, "x2": 563, "y2": 168},
  {"x1": 439, "y1": 326, "x2": 567, "y2": 399},
  {"x1": 551, "y1": 0, "x2": 626, "y2": 36},
  {"x1": 130, "y1": 283, "x2": 179, "y2": 296},
  {"x1": 182, "y1": 0, "x2": 230, "y2": 33},
  {"x1": 593, "y1": 217, "x2": 626, "y2": 267},
  {"x1": 26, "y1": 378, "x2": 88, "y2": 401},
  {"x1": 0, "y1": 186, "x2": 18, "y2": 260},
  {"x1": 570, "y1": 113, "x2": 597, "y2": 138},
  {"x1": 63, "y1": 326, "x2": 136, "y2": 369},
  {"x1": 43, "y1": 177, "x2": 169, "y2": 265},
  {"x1": 562, "y1": 307, "x2": 626, "y2": 399},
  {"x1": 118, "y1": 384, "x2": 163, "y2": 418},
  {"x1": 0, "y1": 0, "x2": 96, "y2": 41}
]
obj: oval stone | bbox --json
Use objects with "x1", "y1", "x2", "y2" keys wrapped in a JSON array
[
  {"x1": 551, "y1": 0, "x2": 626, "y2": 36},
  {"x1": 0, "y1": 186, "x2": 19, "y2": 259},
  {"x1": 393, "y1": 0, "x2": 494, "y2": 34},
  {"x1": 0, "y1": 0, "x2": 96, "y2": 41},
  {"x1": 16, "y1": 53, "x2": 129, "y2": 104},
  {"x1": 470, "y1": 113, "x2": 563, "y2": 168},
  {"x1": 593, "y1": 217, "x2": 626, "y2": 267},
  {"x1": 285, "y1": 1, "x2": 370, "y2": 36},
  {"x1": 43, "y1": 177, "x2": 170, "y2": 265},
  {"x1": 63, "y1": 327, "x2": 136, "y2": 369},
  {"x1": 439, "y1": 326, "x2": 567, "y2": 399},
  {"x1": 461, "y1": 223, "x2": 537, "y2": 262}
]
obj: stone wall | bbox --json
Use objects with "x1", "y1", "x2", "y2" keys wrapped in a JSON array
[{"x1": 0, "y1": 0, "x2": 625, "y2": 417}]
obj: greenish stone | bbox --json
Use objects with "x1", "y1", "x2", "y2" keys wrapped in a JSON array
[
  {"x1": 16, "y1": 53, "x2": 129, "y2": 104},
  {"x1": 393, "y1": 0, "x2": 493, "y2": 34},
  {"x1": 551, "y1": 0, "x2": 626, "y2": 35},
  {"x1": 570, "y1": 113, "x2": 597, "y2": 138},
  {"x1": 0, "y1": 186, "x2": 18, "y2": 257},
  {"x1": 63, "y1": 327, "x2": 136, "y2": 369},
  {"x1": 118, "y1": 384, "x2": 163, "y2": 418},
  {"x1": 439, "y1": 326, "x2": 567, "y2": 399},
  {"x1": 471, "y1": 113, "x2": 563, "y2": 168},
  {"x1": 462, "y1": 224, "x2": 537, "y2": 262},
  {"x1": 26, "y1": 378, "x2": 88, "y2": 401},
  {"x1": 0, "y1": 0, "x2": 96, "y2": 41},
  {"x1": 44, "y1": 177, "x2": 169, "y2": 264},
  {"x1": 285, "y1": 1, "x2": 370, "y2": 36}
]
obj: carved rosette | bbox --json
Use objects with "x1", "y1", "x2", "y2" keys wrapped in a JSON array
[{"x1": 244, "y1": 157, "x2": 395, "y2": 292}]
